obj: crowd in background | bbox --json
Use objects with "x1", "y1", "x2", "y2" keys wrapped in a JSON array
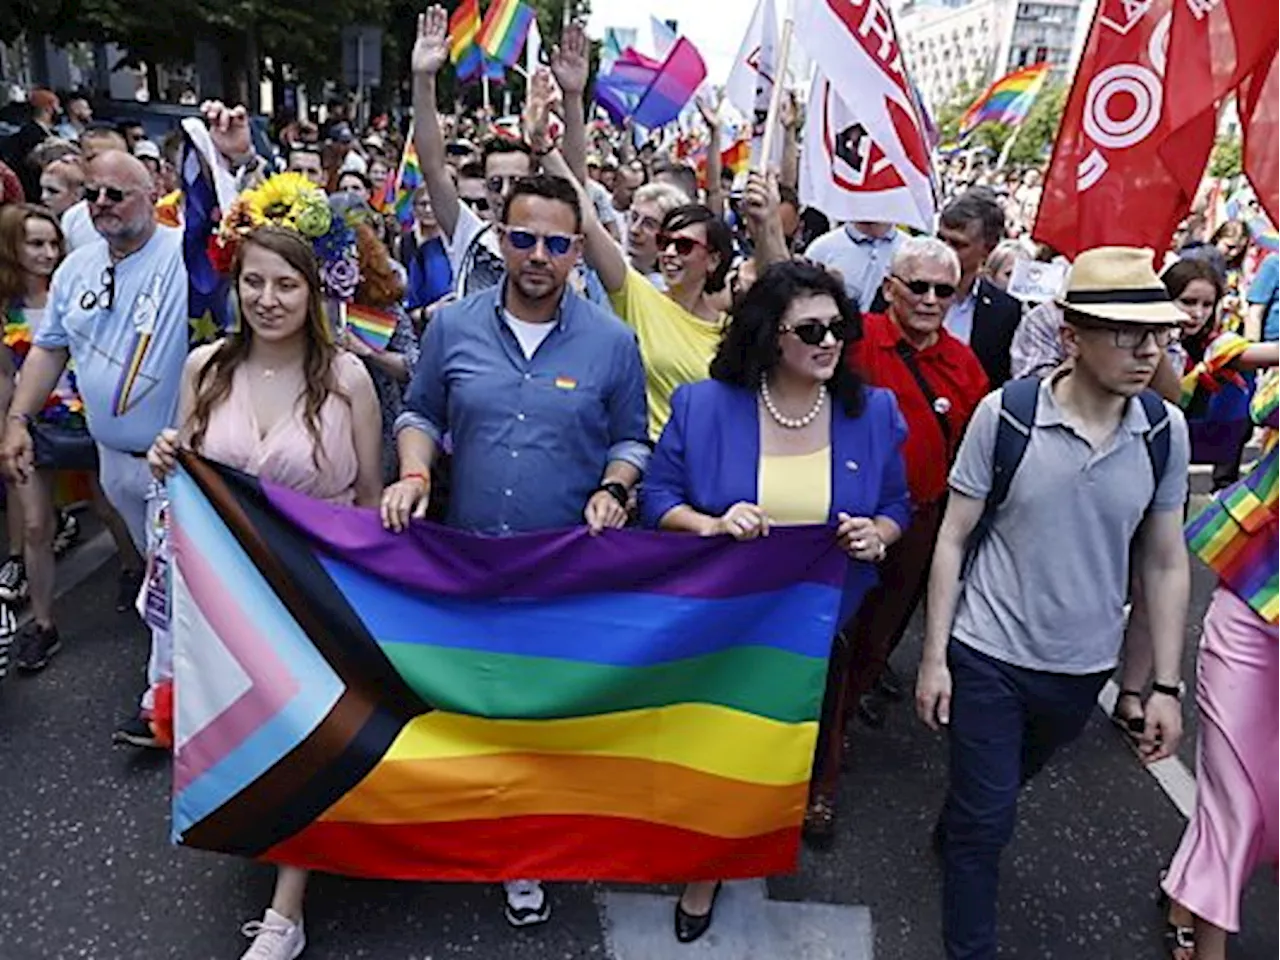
[{"x1": 0, "y1": 14, "x2": 1277, "y2": 959}]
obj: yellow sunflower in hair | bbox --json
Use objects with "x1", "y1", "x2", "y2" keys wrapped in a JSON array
[{"x1": 243, "y1": 172, "x2": 328, "y2": 230}]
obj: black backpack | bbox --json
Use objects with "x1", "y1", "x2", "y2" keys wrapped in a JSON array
[{"x1": 960, "y1": 377, "x2": 1172, "y2": 577}]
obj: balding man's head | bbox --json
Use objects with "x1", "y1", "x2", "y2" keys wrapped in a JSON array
[
  {"x1": 86, "y1": 150, "x2": 158, "y2": 251},
  {"x1": 80, "y1": 129, "x2": 128, "y2": 164}
]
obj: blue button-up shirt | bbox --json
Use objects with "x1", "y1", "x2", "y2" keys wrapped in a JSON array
[
  {"x1": 804, "y1": 224, "x2": 904, "y2": 312},
  {"x1": 396, "y1": 283, "x2": 650, "y2": 535}
]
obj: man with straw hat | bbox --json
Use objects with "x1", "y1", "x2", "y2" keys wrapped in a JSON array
[{"x1": 916, "y1": 246, "x2": 1193, "y2": 960}]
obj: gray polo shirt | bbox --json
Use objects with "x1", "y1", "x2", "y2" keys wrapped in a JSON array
[{"x1": 948, "y1": 375, "x2": 1189, "y2": 674}]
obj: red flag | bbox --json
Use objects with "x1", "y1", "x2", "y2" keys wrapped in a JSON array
[
  {"x1": 1238, "y1": 48, "x2": 1279, "y2": 225},
  {"x1": 1033, "y1": 0, "x2": 1216, "y2": 259},
  {"x1": 1156, "y1": 0, "x2": 1278, "y2": 225}
]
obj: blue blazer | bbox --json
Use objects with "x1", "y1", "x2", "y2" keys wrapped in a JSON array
[{"x1": 641, "y1": 379, "x2": 912, "y2": 622}]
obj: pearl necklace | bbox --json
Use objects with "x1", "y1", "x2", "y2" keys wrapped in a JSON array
[{"x1": 760, "y1": 376, "x2": 826, "y2": 429}]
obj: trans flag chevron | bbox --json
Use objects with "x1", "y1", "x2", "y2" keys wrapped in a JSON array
[{"x1": 168, "y1": 455, "x2": 845, "y2": 881}]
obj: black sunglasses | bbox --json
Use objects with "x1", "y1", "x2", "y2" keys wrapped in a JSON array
[
  {"x1": 486, "y1": 174, "x2": 520, "y2": 193},
  {"x1": 893, "y1": 275, "x2": 957, "y2": 299},
  {"x1": 784, "y1": 317, "x2": 856, "y2": 346},
  {"x1": 79, "y1": 265, "x2": 115, "y2": 311},
  {"x1": 505, "y1": 228, "x2": 576, "y2": 257},
  {"x1": 83, "y1": 185, "x2": 134, "y2": 205},
  {"x1": 465, "y1": 196, "x2": 491, "y2": 212}
]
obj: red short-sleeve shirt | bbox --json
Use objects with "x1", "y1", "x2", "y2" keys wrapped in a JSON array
[{"x1": 846, "y1": 312, "x2": 990, "y2": 505}]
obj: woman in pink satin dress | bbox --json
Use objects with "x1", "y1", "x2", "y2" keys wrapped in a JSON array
[
  {"x1": 1160, "y1": 364, "x2": 1279, "y2": 960},
  {"x1": 148, "y1": 225, "x2": 383, "y2": 960}
]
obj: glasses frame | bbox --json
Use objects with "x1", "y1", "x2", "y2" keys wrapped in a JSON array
[
  {"x1": 79, "y1": 265, "x2": 115, "y2": 311},
  {"x1": 1074, "y1": 320, "x2": 1179, "y2": 350},
  {"x1": 656, "y1": 234, "x2": 706, "y2": 257},
  {"x1": 83, "y1": 184, "x2": 135, "y2": 205},
  {"x1": 781, "y1": 318, "x2": 855, "y2": 346},
  {"x1": 891, "y1": 274, "x2": 958, "y2": 299},
  {"x1": 503, "y1": 227, "x2": 578, "y2": 258}
]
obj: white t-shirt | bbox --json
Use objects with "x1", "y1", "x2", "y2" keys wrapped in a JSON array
[
  {"x1": 447, "y1": 203, "x2": 504, "y2": 296},
  {"x1": 60, "y1": 201, "x2": 99, "y2": 253},
  {"x1": 504, "y1": 310, "x2": 555, "y2": 360}
]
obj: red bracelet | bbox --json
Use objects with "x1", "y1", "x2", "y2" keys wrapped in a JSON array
[{"x1": 400, "y1": 471, "x2": 429, "y2": 488}]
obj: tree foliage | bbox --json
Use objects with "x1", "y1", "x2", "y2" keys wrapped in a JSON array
[{"x1": 1209, "y1": 135, "x2": 1242, "y2": 178}]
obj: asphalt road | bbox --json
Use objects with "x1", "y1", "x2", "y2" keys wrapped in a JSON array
[{"x1": 0, "y1": 540, "x2": 1275, "y2": 960}]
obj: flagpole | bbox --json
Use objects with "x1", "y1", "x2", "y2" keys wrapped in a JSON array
[
  {"x1": 483, "y1": 75, "x2": 492, "y2": 115},
  {"x1": 757, "y1": 15, "x2": 794, "y2": 174},
  {"x1": 996, "y1": 124, "x2": 1021, "y2": 170}
]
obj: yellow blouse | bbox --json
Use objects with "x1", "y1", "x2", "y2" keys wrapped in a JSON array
[{"x1": 758, "y1": 446, "x2": 832, "y2": 525}]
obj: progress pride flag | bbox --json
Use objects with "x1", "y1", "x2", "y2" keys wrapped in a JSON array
[{"x1": 1034, "y1": 0, "x2": 1216, "y2": 259}]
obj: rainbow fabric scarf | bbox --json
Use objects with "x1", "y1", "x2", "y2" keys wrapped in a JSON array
[{"x1": 169, "y1": 455, "x2": 844, "y2": 881}]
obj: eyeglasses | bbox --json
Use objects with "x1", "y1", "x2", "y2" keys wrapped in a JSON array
[
  {"x1": 892, "y1": 275, "x2": 957, "y2": 299},
  {"x1": 657, "y1": 234, "x2": 706, "y2": 257},
  {"x1": 629, "y1": 211, "x2": 661, "y2": 232},
  {"x1": 1075, "y1": 321, "x2": 1178, "y2": 349},
  {"x1": 79, "y1": 265, "x2": 115, "y2": 311},
  {"x1": 504, "y1": 228, "x2": 576, "y2": 257},
  {"x1": 782, "y1": 318, "x2": 857, "y2": 346},
  {"x1": 83, "y1": 185, "x2": 136, "y2": 205},
  {"x1": 486, "y1": 175, "x2": 521, "y2": 194}
]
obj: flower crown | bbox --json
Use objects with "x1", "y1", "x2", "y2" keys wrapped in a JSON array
[{"x1": 207, "y1": 173, "x2": 361, "y2": 302}]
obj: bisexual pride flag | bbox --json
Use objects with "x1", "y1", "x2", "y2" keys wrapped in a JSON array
[{"x1": 169, "y1": 455, "x2": 844, "y2": 881}]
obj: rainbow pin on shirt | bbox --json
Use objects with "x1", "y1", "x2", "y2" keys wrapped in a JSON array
[{"x1": 554, "y1": 375, "x2": 577, "y2": 391}]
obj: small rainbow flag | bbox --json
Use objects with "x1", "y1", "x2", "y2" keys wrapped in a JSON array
[
  {"x1": 1248, "y1": 216, "x2": 1279, "y2": 253},
  {"x1": 345, "y1": 302, "x2": 398, "y2": 352},
  {"x1": 390, "y1": 130, "x2": 422, "y2": 229},
  {"x1": 450, "y1": 0, "x2": 483, "y2": 82},
  {"x1": 477, "y1": 0, "x2": 536, "y2": 69},
  {"x1": 959, "y1": 63, "x2": 1050, "y2": 139}
]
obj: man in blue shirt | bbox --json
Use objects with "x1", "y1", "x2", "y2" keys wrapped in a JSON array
[
  {"x1": 2, "y1": 149, "x2": 189, "y2": 742},
  {"x1": 381, "y1": 173, "x2": 649, "y2": 927}
]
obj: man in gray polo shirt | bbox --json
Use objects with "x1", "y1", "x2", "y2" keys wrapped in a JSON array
[{"x1": 916, "y1": 247, "x2": 1192, "y2": 960}]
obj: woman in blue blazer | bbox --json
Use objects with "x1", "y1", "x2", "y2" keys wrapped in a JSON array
[{"x1": 641, "y1": 260, "x2": 911, "y2": 943}]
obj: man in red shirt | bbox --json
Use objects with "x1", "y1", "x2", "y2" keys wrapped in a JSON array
[
  {"x1": 807, "y1": 235, "x2": 990, "y2": 845},
  {"x1": 0, "y1": 158, "x2": 23, "y2": 206}
]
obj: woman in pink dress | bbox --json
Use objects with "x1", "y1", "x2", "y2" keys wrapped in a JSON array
[{"x1": 148, "y1": 224, "x2": 383, "y2": 960}]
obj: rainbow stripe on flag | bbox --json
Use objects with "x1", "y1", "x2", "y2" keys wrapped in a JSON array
[
  {"x1": 345, "y1": 302, "x2": 398, "y2": 351},
  {"x1": 1185, "y1": 369, "x2": 1279, "y2": 624},
  {"x1": 959, "y1": 63, "x2": 1050, "y2": 138},
  {"x1": 169, "y1": 456, "x2": 844, "y2": 880},
  {"x1": 389, "y1": 133, "x2": 422, "y2": 228},
  {"x1": 477, "y1": 0, "x2": 535, "y2": 68},
  {"x1": 450, "y1": 0, "x2": 483, "y2": 82}
]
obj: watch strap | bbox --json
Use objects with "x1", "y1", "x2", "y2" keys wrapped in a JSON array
[
  {"x1": 594, "y1": 481, "x2": 628, "y2": 508},
  {"x1": 1151, "y1": 681, "x2": 1183, "y2": 699}
]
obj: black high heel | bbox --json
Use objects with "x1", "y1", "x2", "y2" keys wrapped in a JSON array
[{"x1": 674, "y1": 882, "x2": 723, "y2": 944}]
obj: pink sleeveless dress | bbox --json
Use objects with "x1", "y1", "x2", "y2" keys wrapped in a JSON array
[{"x1": 200, "y1": 352, "x2": 362, "y2": 504}]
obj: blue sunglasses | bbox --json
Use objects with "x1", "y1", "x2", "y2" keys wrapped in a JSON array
[{"x1": 505, "y1": 228, "x2": 576, "y2": 258}]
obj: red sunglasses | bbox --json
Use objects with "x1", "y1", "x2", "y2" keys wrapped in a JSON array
[{"x1": 657, "y1": 234, "x2": 706, "y2": 256}]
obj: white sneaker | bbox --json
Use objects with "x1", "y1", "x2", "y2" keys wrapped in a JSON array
[
  {"x1": 503, "y1": 879, "x2": 551, "y2": 927},
  {"x1": 239, "y1": 908, "x2": 305, "y2": 960}
]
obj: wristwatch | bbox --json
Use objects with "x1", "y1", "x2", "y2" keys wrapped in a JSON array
[
  {"x1": 1151, "y1": 681, "x2": 1184, "y2": 700},
  {"x1": 593, "y1": 481, "x2": 629, "y2": 508}
]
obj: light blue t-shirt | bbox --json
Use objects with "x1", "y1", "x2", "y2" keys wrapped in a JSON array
[
  {"x1": 36, "y1": 227, "x2": 189, "y2": 453},
  {"x1": 1247, "y1": 253, "x2": 1279, "y2": 342}
]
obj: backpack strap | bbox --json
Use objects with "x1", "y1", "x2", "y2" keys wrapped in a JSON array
[
  {"x1": 1136, "y1": 389, "x2": 1171, "y2": 502},
  {"x1": 961, "y1": 377, "x2": 1041, "y2": 578}
]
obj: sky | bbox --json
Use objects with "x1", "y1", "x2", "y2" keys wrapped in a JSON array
[{"x1": 585, "y1": 0, "x2": 758, "y2": 86}]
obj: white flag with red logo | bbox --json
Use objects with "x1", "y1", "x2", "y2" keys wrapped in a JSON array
[
  {"x1": 1157, "y1": 0, "x2": 1278, "y2": 225},
  {"x1": 1034, "y1": 0, "x2": 1217, "y2": 258},
  {"x1": 800, "y1": 71, "x2": 931, "y2": 228},
  {"x1": 725, "y1": 0, "x2": 780, "y2": 171},
  {"x1": 794, "y1": 0, "x2": 935, "y2": 230}
]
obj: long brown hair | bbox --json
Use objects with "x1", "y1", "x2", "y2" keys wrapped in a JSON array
[
  {"x1": 188, "y1": 226, "x2": 346, "y2": 468},
  {"x1": 0, "y1": 204, "x2": 64, "y2": 309}
]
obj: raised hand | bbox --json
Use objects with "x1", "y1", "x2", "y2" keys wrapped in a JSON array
[
  {"x1": 412, "y1": 5, "x2": 451, "y2": 77},
  {"x1": 695, "y1": 91, "x2": 720, "y2": 130},
  {"x1": 200, "y1": 100, "x2": 252, "y2": 160},
  {"x1": 742, "y1": 170, "x2": 780, "y2": 227},
  {"x1": 550, "y1": 21, "x2": 590, "y2": 96},
  {"x1": 522, "y1": 67, "x2": 558, "y2": 152}
]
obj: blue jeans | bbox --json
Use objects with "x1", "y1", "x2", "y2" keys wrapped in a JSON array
[{"x1": 940, "y1": 640, "x2": 1110, "y2": 960}]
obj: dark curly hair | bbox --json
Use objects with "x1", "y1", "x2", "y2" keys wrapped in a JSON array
[
  {"x1": 710, "y1": 260, "x2": 866, "y2": 417},
  {"x1": 661, "y1": 204, "x2": 734, "y2": 293}
]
